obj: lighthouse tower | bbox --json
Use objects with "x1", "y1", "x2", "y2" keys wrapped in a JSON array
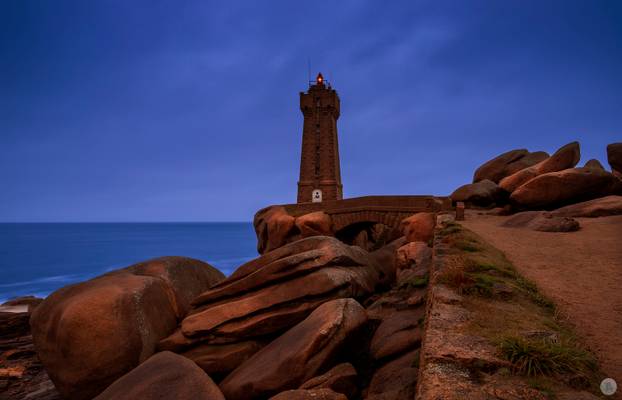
[{"x1": 297, "y1": 73, "x2": 343, "y2": 203}]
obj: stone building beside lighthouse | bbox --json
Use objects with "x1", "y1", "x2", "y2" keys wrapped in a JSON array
[{"x1": 297, "y1": 73, "x2": 343, "y2": 203}]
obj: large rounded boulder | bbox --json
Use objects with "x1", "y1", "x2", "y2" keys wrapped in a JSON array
[
  {"x1": 450, "y1": 179, "x2": 504, "y2": 207},
  {"x1": 30, "y1": 257, "x2": 225, "y2": 400},
  {"x1": 93, "y1": 351, "x2": 225, "y2": 400},
  {"x1": 254, "y1": 206, "x2": 298, "y2": 254},
  {"x1": 400, "y1": 212, "x2": 436, "y2": 243},
  {"x1": 510, "y1": 167, "x2": 622, "y2": 209},
  {"x1": 295, "y1": 211, "x2": 333, "y2": 238}
]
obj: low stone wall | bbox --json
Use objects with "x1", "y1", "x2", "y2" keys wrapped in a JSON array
[
  {"x1": 416, "y1": 225, "x2": 511, "y2": 399},
  {"x1": 415, "y1": 218, "x2": 602, "y2": 400}
]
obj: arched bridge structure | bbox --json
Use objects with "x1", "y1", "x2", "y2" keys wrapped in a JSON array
[{"x1": 281, "y1": 195, "x2": 454, "y2": 233}]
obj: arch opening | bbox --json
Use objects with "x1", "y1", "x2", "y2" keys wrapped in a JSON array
[{"x1": 335, "y1": 221, "x2": 401, "y2": 252}]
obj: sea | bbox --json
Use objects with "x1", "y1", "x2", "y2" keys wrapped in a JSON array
[{"x1": 0, "y1": 223, "x2": 258, "y2": 303}]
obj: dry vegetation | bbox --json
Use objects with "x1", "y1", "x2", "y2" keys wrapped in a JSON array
[{"x1": 435, "y1": 221, "x2": 602, "y2": 397}]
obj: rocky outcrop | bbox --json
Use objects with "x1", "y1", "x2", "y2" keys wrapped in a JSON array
[
  {"x1": 501, "y1": 211, "x2": 580, "y2": 232},
  {"x1": 219, "y1": 298, "x2": 367, "y2": 400},
  {"x1": 299, "y1": 363, "x2": 358, "y2": 399},
  {"x1": 510, "y1": 167, "x2": 622, "y2": 209},
  {"x1": 0, "y1": 307, "x2": 60, "y2": 400},
  {"x1": 450, "y1": 179, "x2": 503, "y2": 207},
  {"x1": 348, "y1": 223, "x2": 400, "y2": 252},
  {"x1": 395, "y1": 242, "x2": 432, "y2": 272},
  {"x1": 179, "y1": 340, "x2": 265, "y2": 379},
  {"x1": 159, "y1": 237, "x2": 385, "y2": 356},
  {"x1": 93, "y1": 351, "x2": 225, "y2": 400},
  {"x1": 30, "y1": 257, "x2": 225, "y2": 400},
  {"x1": 551, "y1": 195, "x2": 622, "y2": 218},
  {"x1": 295, "y1": 211, "x2": 333, "y2": 237},
  {"x1": 473, "y1": 149, "x2": 548, "y2": 183},
  {"x1": 370, "y1": 308, "x2": 424, "y2": 360},
  {"x1": 583, "y1": 159, "x2": 605, "y2": 170},
  {"x1": 254, "y1": 206, "x2": 298, "y2": 254},
  {"x1": 395, "y1": 241, "x2": 432, "y2": 287},
  {"x1": 366, "y1": 349, "x2": 419, "y2": 400},
  {"x1": 607, "y1": 142, "x2": 622, "y2": 176},
  {"x1": 400, "y1": 212, "x2": 436, "y2": 243},
  {"x1": 499, "y1": 142, "x2": 580, "y2": 193}
]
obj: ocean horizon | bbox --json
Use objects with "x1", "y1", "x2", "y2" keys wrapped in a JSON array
[{"x1": 0, "y1": 222, "x2": 258, "y2": 303}]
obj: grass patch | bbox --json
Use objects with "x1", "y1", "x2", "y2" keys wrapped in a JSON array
[
  {"x1": 437, "y1": 223, "x2": 555, "y2": 309},
  {"x1": 399, "y1": 273, "x2": 429, "y2": 290},
  {"x1": 465, "y1": 272, "x2": 497, "y2": 297},
  {"x1": 499, "y1": 335, "x2": 597, "y2": 377},
  {"x1": 527, "y1": 377, "x2": 556, "y2": 398},
  {"x1": 440, "y1": 221, "x2": 462, "y2": 236},
  {"x1": 435, "y1": 222, "x2": 602, "y2": 394}
]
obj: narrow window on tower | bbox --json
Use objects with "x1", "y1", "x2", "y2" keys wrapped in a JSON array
[{"x1": 315, "y1": 145, "x2": 320, "y2": 176}]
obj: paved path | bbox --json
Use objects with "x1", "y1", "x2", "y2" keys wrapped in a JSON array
[{"x1": 462, "y1": 213, "x2": 622, "y2": 388}]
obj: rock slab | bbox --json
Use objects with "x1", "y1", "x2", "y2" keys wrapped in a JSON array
[{"x1": 219, "y1": 298, "x2": 368, "y2": 400}]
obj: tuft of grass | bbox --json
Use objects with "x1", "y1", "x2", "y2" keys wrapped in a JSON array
[
  {"x1": 440, "y1": 222, "x2": 462, "y2": 236},
  {"x1": 437, "y1": 259, "x2": 471, "y2": 290},
  {"x1": 465, "y1": 258, "x2": 514, "y2": 278},
  {"x1": 499, "y1": 336, "x2": 597, "y2": 377},
  {"x1": 411, "y1": 274, "x2": 429, "y2": 288},
  {"x1": 516, "y1": 276, "x2": 556, "y2": 312},
  {"x1": 399, "y1": 274, "x2": 429, "y2": 290},
  {"x1": 456, "y1": 241, "x2": 479, "y2": 252},
  {"x1": 465, "y1": 273, "x2": 497, "y2": 297}
]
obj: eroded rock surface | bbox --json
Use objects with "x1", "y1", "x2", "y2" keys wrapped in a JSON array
[
  {"x1": 172, "y1": 237, "x2": 384, "y2": 347},
  {"x1": 299, "y1": 363, "x2": 358, "y2": 399},
  {"x1": 254, "y1": 205, "x2": 298, "y2": 254},
  {"x1": 179, "y1": 340, "x2": 265, "y2": 379},
  {"x1": 219, "y1": 298, "x2": 367, "y2": 400},
  {"x1": 366, "y1": 349, "x2": 419, "y2": 400},
  {"x1": 295, "y1": 211, "x2": 333, "y2": 238},
  {"x1": 0, "y1": 308, "x2": 60, "y2": 400},
  {"x1": 370, "y1": 308, "x2": 424, "y2": 360}
]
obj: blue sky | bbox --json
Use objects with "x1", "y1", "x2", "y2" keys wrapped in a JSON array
[{"x1": 1, "y1": 1, "x2": 621, "y2": 221}]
